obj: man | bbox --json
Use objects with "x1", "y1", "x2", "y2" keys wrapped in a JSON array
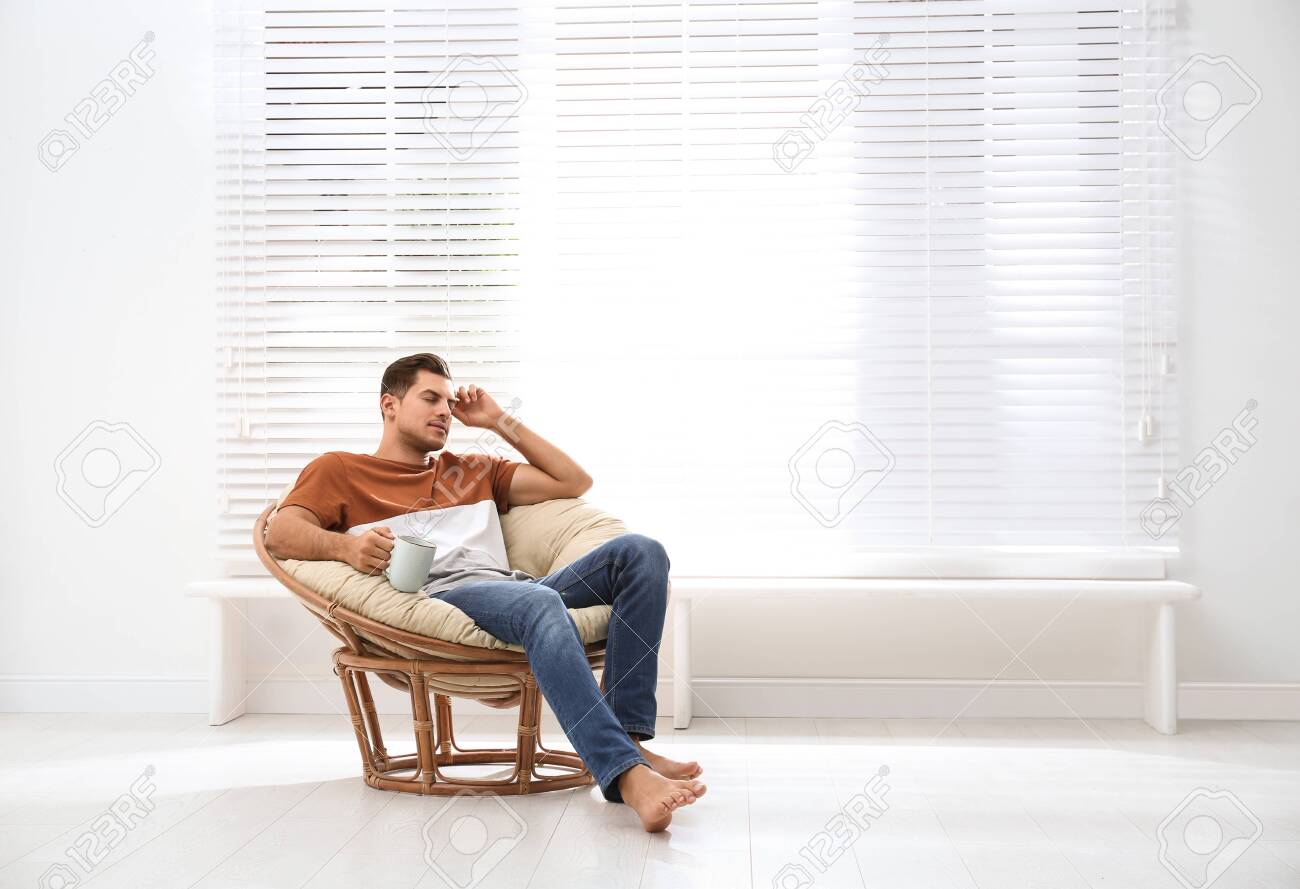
[{"x1": 264, "y1": 353, "x2": 706, "y2": 832}]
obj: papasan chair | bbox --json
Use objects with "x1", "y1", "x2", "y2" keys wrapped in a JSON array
[{"x1": 253, "y1": 495, "x2": 636, "y2": 796}]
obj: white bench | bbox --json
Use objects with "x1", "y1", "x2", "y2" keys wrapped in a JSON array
[
  {"x1": 189, "y1": 575, "x2": 1199, "y2": 734},
  {"x1": 669, "y1": 577, "x2": 1200, "y2": 735},
  {"x1": 187, "y1": 580, "x2": 294, "y2": 726}
]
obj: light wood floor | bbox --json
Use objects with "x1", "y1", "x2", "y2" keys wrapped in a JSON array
[{"x1": 1, "y1": 712, "x2": 1297, "y2": 888}]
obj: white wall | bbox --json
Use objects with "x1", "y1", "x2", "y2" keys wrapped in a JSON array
[
  {"x1": 1, "y1": 0, "x2": 217, "y2": 709},
  {"x1": 1173, "y1": 0, "x2": 1300, "y2": 687},
  {"x1": 1, "y1": 0, "x2": 1296, "y2": 719}
]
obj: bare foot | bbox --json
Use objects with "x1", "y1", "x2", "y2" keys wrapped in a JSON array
[
  {"x1": 617, "y1": 764, "x2": 707, "y2": 832},
  {"x1": 633, "y1": 738, "x2": 703, "y2": 780}
]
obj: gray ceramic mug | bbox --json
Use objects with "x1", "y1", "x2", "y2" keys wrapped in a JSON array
[{"x1": 384, "y1": 535, "x2": 438, "y2": 593}]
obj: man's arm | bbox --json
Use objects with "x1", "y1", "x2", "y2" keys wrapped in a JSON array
[
  {"x1": 265, "y1": 505, "x2": 395, "y2": 573},
  {"x1": 503, "y1": 422, "x2": 594, "y2": 506},
  {"x1": 451, "y1": 384, "x2": 593, "y2": 507}
]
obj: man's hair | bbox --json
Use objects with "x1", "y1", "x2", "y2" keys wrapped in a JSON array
[{"x1": 380, "y1": 353, "x2": 451, "y2": 404}]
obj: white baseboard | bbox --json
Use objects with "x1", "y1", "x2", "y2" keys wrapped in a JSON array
[
  {"x1": 3, "y1": 674, "x2": 1298, "y2": 721},
  {"x1": 1177, "y1": 682, "x2": 1300, "y2": 721},
  {"x1": 0, "y1": 674, "x2": 207, "y2": 713}
]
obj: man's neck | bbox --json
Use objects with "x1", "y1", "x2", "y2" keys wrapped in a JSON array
[{"x1": 372, "y1": 434, "x2": 432, "y2": 466}]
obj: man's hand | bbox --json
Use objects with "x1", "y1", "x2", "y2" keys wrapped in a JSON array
[
  {"x1": 444, "y1": 383, "x2": 595, "y2": 507},
  {"x1": 342, "y1": 526, "x2": 395, "y2": 574},
  {"x1": 451, "y1": 384, "x2": 506, "y2": 429}
]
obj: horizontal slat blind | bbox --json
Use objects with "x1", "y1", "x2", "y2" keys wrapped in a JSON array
[
  {"x1": 216, "y1": 0, "x2": 1176, "y2": 576},
  {"x1": 518, "y1": 0, "x2": 1176, "y2": 574},
  {"x1": 853, "y1": 0, "x2": 1176, "y2": 549}
]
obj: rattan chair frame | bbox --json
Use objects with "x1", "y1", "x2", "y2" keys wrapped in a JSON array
[{"x1": 253, "y1": 505, "x2": 604, "y2": 796}]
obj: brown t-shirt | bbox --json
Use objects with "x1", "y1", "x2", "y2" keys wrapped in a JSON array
[{"x1": 277, "y1": 451, "x2": 537, "y2": 594}]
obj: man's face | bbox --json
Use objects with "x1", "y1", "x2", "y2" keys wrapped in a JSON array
[{"x1": 385, "y1": 370, "x2": 455, "y2": 453}]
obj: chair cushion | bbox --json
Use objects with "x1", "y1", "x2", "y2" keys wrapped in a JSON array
[
  {"x1": 500, "y1": 496, "x2": 630, "y2": 577},
  {"x1": 274, "y1": 497, "x2": 624, "y2": 662}
]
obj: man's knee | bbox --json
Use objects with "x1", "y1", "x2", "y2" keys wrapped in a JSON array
[
  {"x1": 617, "y1": 532, "x2": 669, "y2": 571},
  {"x1": 518, "y1": 585, "x2": 569, "y2": 632}
]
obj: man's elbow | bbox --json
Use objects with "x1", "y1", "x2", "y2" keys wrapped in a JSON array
[
  {"x1": 263, "y1": 521, "x2": 286, "y2": 560},
  {"x1": 571, "y1": 472, "x2": 594, "y2": 497},
  {"x1": 263, "y1": 516, "x2": 298, "y2": 560}
]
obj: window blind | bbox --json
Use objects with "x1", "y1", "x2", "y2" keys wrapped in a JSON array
[{"x1": 216, "y1": 0, "x2": 1176, "y2": 576}]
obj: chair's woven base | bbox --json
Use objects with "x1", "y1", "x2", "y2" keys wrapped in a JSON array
[{"x1": 334, "y1": 648, "x2": 597, "y2": 796}]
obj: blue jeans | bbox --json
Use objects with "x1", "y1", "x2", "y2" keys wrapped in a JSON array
[{"x1": 427, "y1": 532, "x2": 669, "y2": 803}]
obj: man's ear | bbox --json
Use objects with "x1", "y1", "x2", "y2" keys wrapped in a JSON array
[{"x1": 379, "y1": 392, "x2": 398, "y2": 420}]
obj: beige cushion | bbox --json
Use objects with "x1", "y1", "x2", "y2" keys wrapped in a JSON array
[
  {"x1": 500, "y1": 495, "x2": 629, "y2": 577},
  {"x1": 271, "y1": 496, "x2": 628, "y2": 697}
]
